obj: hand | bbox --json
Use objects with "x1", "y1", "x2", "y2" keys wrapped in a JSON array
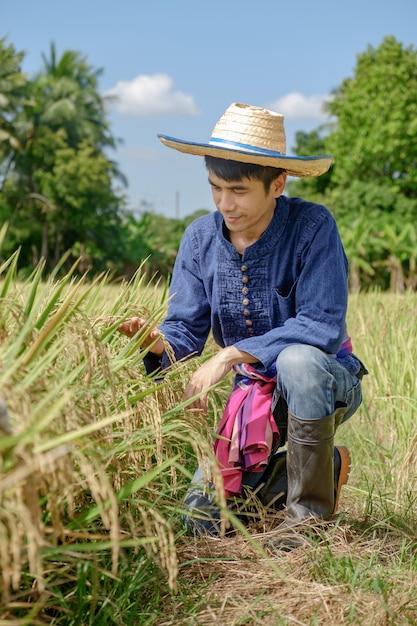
[
  {"x1": 117, "y1": 316, "x2": 146, "y2": 338},
  {"x1": 184, "y1": 346, "x2": 258, "y2": 414},
  {"x1": 183, "y1": 354, "x2": 231, "y2": 413},
  {"x1": 117, "y1": 317, "x2": 165, "y2": 355}
]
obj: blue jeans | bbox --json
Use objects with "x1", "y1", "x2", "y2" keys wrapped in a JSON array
[
  {"x1": 275, "y1": 344, "x2": 363, "y2": 421},
  {"x1": 182, "y1": 344, "x2": 364, "y2": 535}
]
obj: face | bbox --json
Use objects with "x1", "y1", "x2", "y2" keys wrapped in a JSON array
[{"x1": 208, "y1": 170, "x2": 287, "y2": 245}]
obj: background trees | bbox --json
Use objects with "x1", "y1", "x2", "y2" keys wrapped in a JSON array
[
  {"x1": 288, "y1": 36, "x2": 417, "y2": 292},
  {"x1": 0, "y1": 37, "x2": 27, "y2": 156},
  {"x1": 326, "y1": 36, "x2": 417, "y2": 197},
  {"x1": 0, "y1": 40, "x2": 127, "y2": 274},
  {"x1": 1, "y1": 36, "x2": 417, "y2": 289}
]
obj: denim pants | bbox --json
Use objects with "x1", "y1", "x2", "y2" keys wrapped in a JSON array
[
  {"x1": 275, "y1": 344, "x2": 363, "y2": 421},
  {"x1": 182, "y1": 344, "x2": 364, "y2": 536}
]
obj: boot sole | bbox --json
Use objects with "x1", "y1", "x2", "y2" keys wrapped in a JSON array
[{"x1": 333, "y1": 446, "x2": 351, "y2": 514}]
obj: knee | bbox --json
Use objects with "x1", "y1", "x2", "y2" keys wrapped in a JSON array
[
  {"x1": 276, "y1": 345, "x2": 327, "y2": 391},
  {"x1": 277, "y1": 344, "x2": 318, "y2": 375}
]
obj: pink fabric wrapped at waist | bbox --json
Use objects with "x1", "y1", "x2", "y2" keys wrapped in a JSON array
[{"x1": 214, "y1": 364, "x2": 279, "y2": 497}]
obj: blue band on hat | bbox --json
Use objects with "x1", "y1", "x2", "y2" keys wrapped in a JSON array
[
  {"x1": 209, "y1": 137, "x2": 285, "y2": 156},
  {"x1": 157, "y1": 134, "x2": 334, "y2": 165}
]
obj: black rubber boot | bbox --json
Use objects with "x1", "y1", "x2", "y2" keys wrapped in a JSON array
[
  {"x1": 247, "y1": 444, "x2": 350, "y2": 515},
  {"x1": 182, "y1": 464, "x2": 263, "y2": 537},
  {"x1": 285, "y1": 411, "x2": 336, "y2": 521},
  {"x1": 264, "y1": 408, "x2": 350, "y2": 551}
]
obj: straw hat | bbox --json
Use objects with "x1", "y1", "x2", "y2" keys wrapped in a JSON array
[{"x1": 158, "y1": 102, "x2": 333, "y2": 178}]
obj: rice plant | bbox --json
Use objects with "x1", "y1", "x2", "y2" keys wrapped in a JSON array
[
  {"x1": 0, "y1": 253, "x2": 220, "y2": 622},
  {"x1": 1, "y1": 249, "x2": 417, "y2": 624}
]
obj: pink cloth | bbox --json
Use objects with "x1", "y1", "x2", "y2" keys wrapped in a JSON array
[{"x1": 213, "y1": 365, "x2": 279, "y2": 497}]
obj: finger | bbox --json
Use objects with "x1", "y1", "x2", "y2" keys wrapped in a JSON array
[
  {"x1": 122, "y1": 317, "x2": 147, "y2": 337},
  {"x1": 117, "y1": 318, "x2": 138, "y2": 337},
  {"x1": 117, "y1": 321, "x2": 131, "y2": 335},
  {"x1": 184, "y1": 391, "x2": 208, "y2": 414}
]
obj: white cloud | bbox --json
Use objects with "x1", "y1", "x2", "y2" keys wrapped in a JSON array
[
  {"x1": 103, "y1": 73, "x2": 200, "y2": 116},
  {"x1": 267, "y1": 92, "x2": 333, "y2": 120}
]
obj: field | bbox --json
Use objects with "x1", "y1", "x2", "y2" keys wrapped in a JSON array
[{"x1": 0, "y1": 260, "x2": 416, "y2": 625}]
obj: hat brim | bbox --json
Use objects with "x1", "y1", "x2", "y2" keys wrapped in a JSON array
[{"x1": 158, "y1": 134, "x2": 333, "y2": 178}]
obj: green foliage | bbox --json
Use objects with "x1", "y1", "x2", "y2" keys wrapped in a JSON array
[
  {"x1": 288, "y1": 37, "x2": 417, "y2": 292},
  {"x1": 117, "y1": 208, "x2": 211, "y2": 280},
  {"x1": 2, "y1": 34, "x2": 417, "y2": 292},
  {"x1": 287, "y1": 126, "x2": 334, "y2": 199},
  {"x1": 0, "y1": 37, "x2": 210, "y2": 280},
  {"x1": 0, "y1": 38, "x2": 127, "y2": 275},
  {"x1": 332, "y1": 190, "x2": 417, "y2": 292},
  {"x1": 0, "y1": 36, "x2": 28, "y2": 157},
  {"x1": 326, "y1": 36, "x2": 417, "y2": 196},
  {"x1": 38, "y1": 42, "x2": 117, "y2": 151}
]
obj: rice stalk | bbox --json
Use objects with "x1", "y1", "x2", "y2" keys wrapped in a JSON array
[{"x1": 0, "y1": 255, "x2": 215, "y2": 611}]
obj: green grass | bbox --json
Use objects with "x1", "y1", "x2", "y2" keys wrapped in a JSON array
[{"x1": 0, "y1": 257, "x2": 417, "y2": 624}]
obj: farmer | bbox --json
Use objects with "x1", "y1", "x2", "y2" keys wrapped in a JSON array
[{"x1": 118, "y1": 103, "x2": 367, "y2": 550}]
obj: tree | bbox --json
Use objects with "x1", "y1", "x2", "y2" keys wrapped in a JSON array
[
  {"x1": 286, "y1": 127, "x2": 334, "y2": 201},
  {"x1": 0, "y1": 38, "x2": 28, "y2": 170},
  {"x1": 0, "y1": 41, "x2": 127, "y2": 273},
  {"x1": 285, "y1": 37, "x2": 417, "y2": 291},
  {"x1": 37, "y1": 43, "x2": 118, "y2": 152},
  {"x1": 325, "y1": 36, "x2": 417, "y2": 198},
  {"x1": 34, "y1": 139, "x2": 126, "y2": 270}
]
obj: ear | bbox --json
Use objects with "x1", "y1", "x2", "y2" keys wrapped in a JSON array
[{"x1": 272, "y1": 172, "x2": 287, "y2": 198}]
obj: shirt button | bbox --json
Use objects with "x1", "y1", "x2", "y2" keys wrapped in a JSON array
[
  {"x1": 243, "y1": 309, "x2": 250, "y2": 316},
  {"x1": 242, "y1": 287, "x2": 249, "y2": 295},
  {"x1": 241, "y1": 265, "x2": 248, "y2": 272},
  {"x1": 242, "y1": 276, "x2": 249, "y2": 284},
  {"x1": 246, "y1": 319, "x2": 253, "y2": 326},
  {"x1": 242, "y1": 298, "x2": 250, "y2": 306}
]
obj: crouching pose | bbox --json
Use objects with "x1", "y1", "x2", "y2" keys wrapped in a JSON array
[{"x1": 118, "y1": 103, "x2": 367, "y2": 550}]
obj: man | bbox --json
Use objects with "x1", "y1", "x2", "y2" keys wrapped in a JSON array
[{"x1": 118, "y1": 103, "x2": 366, "y2": 549}]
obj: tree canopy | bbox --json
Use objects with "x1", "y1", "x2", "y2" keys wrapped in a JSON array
[
  {"x1": 0, "y1": 40, "x2": 127, "y2": 273},
  {"x1": 326, "y1": 36, "x2": 417, "y2": 197},
  {"x1": 288, "y1": 36, "x2": 417, "y2": 291}
]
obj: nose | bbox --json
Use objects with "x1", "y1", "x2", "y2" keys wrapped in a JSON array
[{"x1": 217, "y1": 190, "x2": 236, "y2": 212}]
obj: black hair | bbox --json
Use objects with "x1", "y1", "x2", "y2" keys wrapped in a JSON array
[{"x1": 204, "y1": 156, "x2": 285, "y2": 193}]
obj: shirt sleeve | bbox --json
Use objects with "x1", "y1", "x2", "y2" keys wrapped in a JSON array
[{"x1": 157, "y1": 226, "x2": 212, "y2": 369}]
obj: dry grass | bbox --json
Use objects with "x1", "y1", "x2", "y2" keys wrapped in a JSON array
[
  {"x1": 0, "y1": 266, "x2": 215, "y2": 614},
  {"x1": 166, "y1": 497, "x2": 417, "y2": 625}
]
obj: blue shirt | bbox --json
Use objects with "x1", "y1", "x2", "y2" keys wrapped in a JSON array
[{"x1": 148, "y1": 195, "x2": 360, "y2": 375}]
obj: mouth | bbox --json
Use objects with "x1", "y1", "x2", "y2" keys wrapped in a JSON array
[{"x1": 223, "y1": 215, "x2": 242, "y2": 224}]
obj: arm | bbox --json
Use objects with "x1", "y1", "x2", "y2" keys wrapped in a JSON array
[
  {"x1": 183, "y1": 345, "x2": 258, "y2": 413},
  {"x1": 156, "y1": 226, "x2": 213, "y2": 367}
]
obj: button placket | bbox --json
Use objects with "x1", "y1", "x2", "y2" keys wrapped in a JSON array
[{"x1": 240, "y1": 265, "x2": 253, "y2": 334}]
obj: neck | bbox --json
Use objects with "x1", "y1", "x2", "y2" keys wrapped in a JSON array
[{"x1": 229, "y1": 231, "x2": 261, "y2": 255}]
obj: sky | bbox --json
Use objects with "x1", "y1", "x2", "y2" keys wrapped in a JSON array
[{"x1": 3, "y1": 0, "x2": 417, "y2": 219}]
